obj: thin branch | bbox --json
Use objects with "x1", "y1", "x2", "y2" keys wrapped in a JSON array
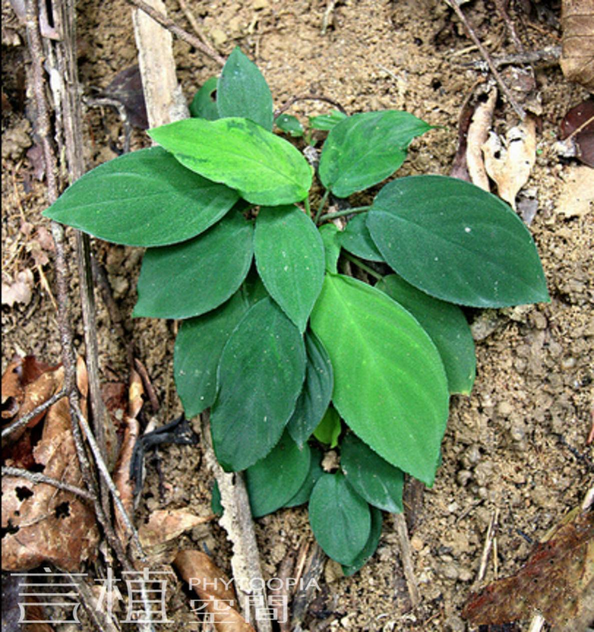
[
  {"x1": 447, "y1": 1, "x2": 526, "y2": 120},
  {"x1": 176, "y1": 0, "x2": 218, "y2": 53},
  {"x1": 393, "y1": 513, "x2": 420, "y2": 609},
  {"x1": 125, "y1": 0, "x2": 225, "y2": 66},
  {"x1": 2, "y1": 466, "x2": 94, "y2": 501},
  {"x1": 274, "y1": 94, "x2": 347, "y2": 119},
  {"x1": 1, "y1": 387, "x2": 67, "y2": 440},
  {"x1": 476, "y1": 508, "x2": 499, "y2": 584},
  {"x1": 318, "y1": 205, "x2": 371, "y2": 222}
]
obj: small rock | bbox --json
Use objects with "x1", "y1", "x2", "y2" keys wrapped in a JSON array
[
  {"x1": 411, "y1": 535, "x2": 424, "y2": 551},
  {"x1": 210, "y1": 28, "x2": 227, "y2": 47},
  {"x1": 440, "y1": 562, "x2": 460, "y2": 580},
  {"x1": 456, "y1": 470, "x2": 472, "y2": 486},
  {"x1": 458, "y1": 567, "x2": 474, "y2": 582},
  {"x1": 252, "y1": 0, "x2": 269, "y2": 8},
  {"x1": 496, "y1": 400, "x2": 514, "y2": 417},
  {"x1": 110, "y1": 275, "x2": 129, "y2": 299},
  {"x1": 460, "y1": 444, "x2": 481, "y2": 469}
]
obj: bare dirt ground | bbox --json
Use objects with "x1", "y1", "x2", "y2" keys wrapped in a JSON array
[{"x1": 2, "y1": 0, "x2": 593, "y2": 630}]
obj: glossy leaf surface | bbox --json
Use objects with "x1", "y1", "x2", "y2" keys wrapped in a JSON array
[
  {"x1": 342, "y1": 506, "x2": 383, "y2": 576},
  {"x1": 275, "y1": 114, "x2": 304, "y2": 137},
  {"x1": 340, "y1": 213, "x2": 384, "y2": 262},
  {"x1": 284, "y1": 446, "x2": 323, "y2": 508},
  {"x1": 189, "y1": 76, "x2": 219, "y2": 120}
]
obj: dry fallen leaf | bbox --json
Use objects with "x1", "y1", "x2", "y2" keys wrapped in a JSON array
[
  {"x1": 466, "y1": 89, "x2": 498, "y2": 192},
  {"x1": 556, "y1": 166, "x2": 594, "y2": 218},
  {"x1": 174, "y1": 550, "x2": 256, "y2": 632},
  {"x1": 560, "y1": 98, "x2": 594, "y2": 168},
  {"x1": 560, "y1": 0, "x2": 594, "y2": 91},
  {"x1": 2, "y1": 269, "x2": 34, "y2": 307},
  {"x1": 482, "y1": 115, "x2": 537, "y2": 210},
  {"x1": 463, "y1": 509, "x2": 594, "y2": 630},
  {"x1": 139, "y1": 509, "x2": 214, "y2": 549}
]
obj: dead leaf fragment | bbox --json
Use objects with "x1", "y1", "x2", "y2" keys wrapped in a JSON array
[
  {"x1": 2, "y1": 269, "x2": 34, "y2": 307},
  {"x1": 560, "y1": 98, "x2": 594, "y2": 168},
  {"x1": 139, "y1": 509, "x2": 214, "y2": 549},
  {"x1": 482, "y1": 115, "x2": 537, "y2": 209},
  {"x1": 466, "y1": 89, "x2": 498, "y2": 192},
  {"x1": 556, "y1": 166, "x2": 594, "y2": 217},
  {"x1": 560, "y1": 0, "x2": 594, "y2": 90}
]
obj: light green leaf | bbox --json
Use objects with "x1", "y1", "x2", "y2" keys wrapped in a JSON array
[
  {"x1": 255, "y1": 205, "x2": 325, "y2": 331},
  {"x1": 174, "y1": 291, "x2": 249, "y2": 417},
  {"x1": 376, "y1": 274, "x2": 476, "y2": 394},
  {"x1": 318, "y1": 111, "x2": 431, "y2": 198},
  {"x1": 189, "y1": 76, "x2": 219, "y2": 120},
  {"x1": 341, "y1": 432, "x2": 404, "y2": 513},
  {"x1": 275, "y1": 114, "x2": 304, "y2": 137},
  {"x1": 287, "y1": 331, "x2": 333, "y2": 448},
  {"x1": 319, "y1": 224, "x2": 341, "y2": 274},
  {"x1": 342, "y1": 506, "x2": 383, "y2": 576},
  {"x1": 367, "y1": 176, "x2": 550, "y2": 307},
  {"x1": 284, "y1": 446, "x2": 323, "y2": 507},
  {"x1": 246, "y1": 431, "x2": 311, "y2": 517},
  {"x1": 211, "y1": 298, "x2": 306, "y2": 472},
  {"x1": 309, "y1": 109, "x2": 348, "y2": 131},
  {"x1": 340, "y1": 213, "x2": 384, "y2": 262},
  {"x1": 43, "y1": 147, "x2": 239, "y2": 247},
  {"x1": 149, "y1": 117, "x2": 313, "y2": 205},
  {"x1": 133, "y1": 211, "x2": 253, "y2": 319},
  {"x1": 309, "y1": 472, "x2": 371, "y2": 566},
  {"x1": 217, "y1": 47, "x2": 273, "y2": 131},
  {"x1": 313, "y1": 407, "x2": 341, "y2": 448},
  {"x1": 310, "y1": 274, "x2": 449, "y2": 485}
]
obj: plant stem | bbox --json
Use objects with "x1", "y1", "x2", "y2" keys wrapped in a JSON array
[
  {"x1": 314, "y1": 189, "x2": 330, "y2": 224},
  {"x1": 342, "y1": 252, "x2": 383, "y2": 280},
  {"x1": 304, "y1": 196, "x2": 311, "y2": 217},
  {"x1": 318, "y1": 206, "x2": 371, "y2": 222}
]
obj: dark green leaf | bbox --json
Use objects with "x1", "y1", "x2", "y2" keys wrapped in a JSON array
[
  {"x1": 340, "y1": 213, "x2": 384, "y2": 262},
  {"x1": 376, "y1": 274, "x2": 476, "y2": 394},
  {"x1": 246, "y1": 431, "x2": 311, "y2": 517},
  {"x1": 342, "y1": 506, "x2": 383, "y2": 576},
  {"x1": 211, "y1": 481, "x2": 223, "y2": 515},
  {"x1": 287, "y1": 331, "x2": 333, "y2": 447},
  {"x1": 309, "y1": 109, "x2": 348, "y2": 131},
  {"x1": 189, "y1": 76, "x2": 219, "y2": 120},
  {"x1": 255, "y1": 205, "x2": 325, "y2": 332},
  {"x1": 43, "y1": 147, "x2": 239, "y2": 247},
  {"x1": 313, "y1": 407, "x2": 341, "y2": 448},
  {"x1": 242, "y1": 268, "x2": 269, "y2": 305},
  {"x1": 309, "y1": 472, "x2": 371, "y2": 565},
  {"x1": 341, "y1": 432, "x2": 404, "y2": 513},
  {"x1": 310, "y1": 274, "x2": 449, "y2": 486},
  {"x1": 284, "y1": 446, "x2": 323, "y2": 507},
  {"x1": 368, "y1": 176, "x2": 550, "y2": 307},
  {"x1": 149, "y1": 117, "x2": 312, "y2": 205},
  {"x1": 275, "y1": 114, "x2": 304, "y2": 137},
  {"x1": 133, "y1": 211, "x2": 253, "y2": 319},
  {"x1": 217, "y1": 47, "x2": 273, "y2": 131},
  {"x1": 211, "y1": 298, "x2": 307, "y2": 471},
  {"x1": 319, "y1": 224, "x2": 341, "y2": 274},
  {"x1": 318, "y1": 110, "x2": 432, "y2": 198},
  {"x1": 174, "y1": 291, "x2": 249, "y2": 417}
]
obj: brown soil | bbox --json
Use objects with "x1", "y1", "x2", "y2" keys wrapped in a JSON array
[{"x1": 2, "y1": 0, "x2": 593, "y2": 631}]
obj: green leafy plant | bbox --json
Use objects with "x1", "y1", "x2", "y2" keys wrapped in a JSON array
[{"x1": 45, "y1": 47, "x2": 549, "y2": 573}]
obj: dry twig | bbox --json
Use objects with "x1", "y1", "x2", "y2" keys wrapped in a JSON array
[
  {"x1": 393, "y1": 513, "x2": 420, "y2": 609},
  {"x1": 2, "y1": 465, "x2": 94, "y2": 501}
]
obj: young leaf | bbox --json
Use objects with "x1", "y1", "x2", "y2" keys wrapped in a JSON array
[
  {"x1": 149, "y1": 117, "x2": 312, "y2": 205},
  {"x1": 341, "y1": 432, "x2": 404, "y2": 513},
  {"x1": 217, "y1": 47, "x2": 274, "y2": 131},
  {"x1": 43, "y1": 147, "x2": 239, "y2": 247},
  {"x1": 310, "y1": 274, "x2": 449, "y2": 486},
  {"x1": 376, "y1": 274, "x2": 476, "y2": 395},
  {"x1": 287, "y1": 331, "x2": 333, "y2": 448},
  {"x1": 245, "y1": 431, "x2": 311, "y2": 518},
  {"x1": 255, "y1": 205, "x2": 325, "y2": 332},
  {"x1": 211, "y1": 298, "x2": 306, "y2": 472},
  {"x1": 284, "y1": 446, "x2": 323, "y2": 508},
  {"x1": 313, "y1": 407, "x2": 341, "y2": 448},
  {"x1": 309, "y1": 472, "x2": 371, "y2": 566},
  {"x1": 275, "y1": 114, "x2": 304, "y2": 137},
  {"x1": 189, "y1": 76, "x2": 219, "y2": 120},
  {"x1": 174, "y1": 291, "x2": 249, "y2": 417},
  {"x1": 340, "y1": 213, "x2": 384, "y2": 262},
  {"x1": 342, "y1": 506, "x2": 383, "y2": 576},
  {"x1": 367, "y1": 176, "x2": 550, "y2": 308},
  {"x1": 318, "y1": 110, "x2": 432, "y2": 198},
  {"x1": 319, "y1": 224, "x2": 341, "y2": 274},
  {"x1": 309, "y1": 109, "x2": 348, "y2": 131},
  {"x1": 133, "y1": 212, "x2": 253, "y2": 319}
]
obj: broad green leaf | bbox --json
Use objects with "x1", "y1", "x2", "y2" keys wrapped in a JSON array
[
  {"x1": 340, "y1": 213, "x2": 384, "y2": 262},
  {"x1": 174, "y1": 291, "x2": 249, "y2": 417},
  {"x1": 310, "y1": 274, "x2": 449, "y2": 486},
  {"x1": 133, "y1": 212, "x2": 253, "y2": 319},
  {"x1": 275, "y1": 114, "x2": 304, "y2": 137},
  {"x1": 211, "y1": 298, "x2": 306, "y2": 471},
  {"x1": 341, "y1": 432, "x2": 404, "y2": 513},
  {"x1": 342, "y1": 506, "x2": 383, "y2": 576},
  {"x1": 309, "y1": 109, "x2": 348, "y2": 131},
  {"x1": 313, "y1": 407, "x2": 341, "y2": 448},
  {"x1": 149, "y1": 117, "x2": 313, "y2": 205},
  {"x1": 287, "y1": 331, "x2": 333, "y2": 447},
  {"x1": 189, "y1": 76, "x2": 219, "y2": 120},
  {"x1": 318, "y1": 111, "x2": 432, "y2": 198},
  {"x1": 243, "y1": 268, "x2": 269, "y2": 305},
  {"x1": 376, "y1": 274, "x2": 476, "y2": 394},
  {"x1": 284, "y1": 446, "x2": 323, "y2": 507},
  {"x1": 319, "y1": 224, "x2": 341, "y2": 274},
  {"x1": 246, "y1": 431, "x2": 311, "y2": 517},
  {"x1": 255, "y1": 205, "x2": 325, "y2": 331},
  {"x1": 368, "y1": 176, "x2": 550, "y2": 308},
  {"x1": 43, "y1": 147, "x2": 239, "y2": 247},
  {"x1": 309, "y1": 472, "x2": 371, "y2": 566},
  {"x1": 217, "y1": 47, "x2": 273, "y2": 131}
]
